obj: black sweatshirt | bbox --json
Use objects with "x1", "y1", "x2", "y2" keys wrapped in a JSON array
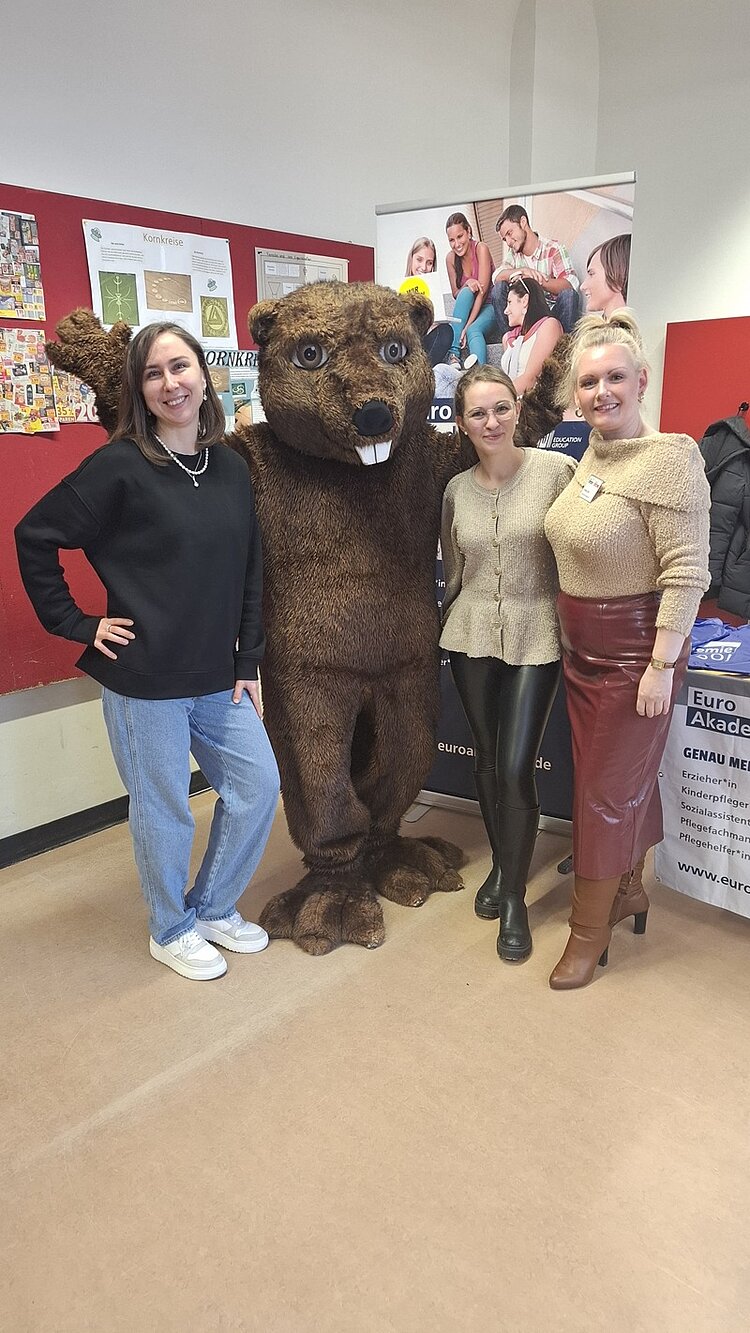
[{"x1": 15, "y1": 437, "x2": 264, "y2": 699}]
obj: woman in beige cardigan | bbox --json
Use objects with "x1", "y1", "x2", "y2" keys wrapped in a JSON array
[
  {"x1": 544, "y1": 313, "x2": 710, "y2": 989},
  {"x1": 440, "y1": 365, "x2": 574, "y2": 962}
]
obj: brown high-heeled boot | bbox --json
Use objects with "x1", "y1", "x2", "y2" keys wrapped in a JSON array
[
  {"x1": 609, "y1": 857, "x2": 649, "y2": 933},
  {"x1": 549, "y1": 874, "x2": 621, "y2": 991}
]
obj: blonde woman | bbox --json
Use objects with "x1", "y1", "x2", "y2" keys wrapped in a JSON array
[{"x1": 544, "y1": 312, "x2": 710, "y2": 989}]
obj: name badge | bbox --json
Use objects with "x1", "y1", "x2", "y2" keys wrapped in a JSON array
[{"x1": 579, "y1": 474, "x2": 604, "y2": 503}]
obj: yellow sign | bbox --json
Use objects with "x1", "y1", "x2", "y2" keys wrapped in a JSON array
[{"x1": 398, "y1": 276, "x2": 430, "y2": 298}]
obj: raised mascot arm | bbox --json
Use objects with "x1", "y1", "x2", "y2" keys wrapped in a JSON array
[{"x1": 46, "y1": 309, "x2": 132, "y2": 436}]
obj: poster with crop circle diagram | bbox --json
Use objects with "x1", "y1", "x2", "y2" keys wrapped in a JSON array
[{"x1": 83, "y1": 220, "x2": 237, "y2": 347}]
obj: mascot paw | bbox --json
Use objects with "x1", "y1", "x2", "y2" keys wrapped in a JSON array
[
  {"x1": 367, "y1": 836, "x2": 465, "y2": 907},
  {"x1": 45, "y1": 308, "x2": 132, "y2": 436},
  {"x1": 258, "y1": 871, "x2": 385, "y2": 955}
]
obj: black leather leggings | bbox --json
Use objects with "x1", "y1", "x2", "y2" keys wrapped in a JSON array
[
  {"x1": 449, "y1": 653, "x2": 560, "y2": 904},
  {"x1": 449, "y1": 653, "x2": 561, "y2": 811}
]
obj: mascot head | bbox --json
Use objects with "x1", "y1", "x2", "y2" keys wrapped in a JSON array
[{"x1": 249, "y1": 282, "x2": 434, "y2": 466}]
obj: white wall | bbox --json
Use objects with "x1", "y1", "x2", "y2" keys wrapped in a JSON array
[
  {"x1": 0, "y1": 680, "x2": 124, "y2": 841},
  {"x1": 2, "y1": 0, "x2": 515, "y2": 838},
  {"x1": 4, "y1": 0, "x2": 514, "y2": 248},
  {"x1": 527, "y1": 0, "x2": 599, "y2": 185},
  {"x1": 592, "y1": 0, "x2": 750, "y2": 408}
]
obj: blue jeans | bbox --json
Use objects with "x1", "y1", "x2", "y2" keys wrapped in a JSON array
[
  {"x1": 450, "y1": 287, "x2": 499, "y2": 363},
  {"x1": 490, "y1": 280, "x2": 580, "y2": 337},
  {"x1": 102, "y1": 688, "x2": 280, "y2": 945}
]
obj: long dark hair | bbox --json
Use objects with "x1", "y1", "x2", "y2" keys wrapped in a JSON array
[
  {"x1": 113, "y1": 322, "x2": 226, "y2": 465},
  {"x1": 508, "y1": 275, "x2": 549, "y2": 335},
  {"x1": 446, "y1": 212, "x2": 472, "y2": 291}
]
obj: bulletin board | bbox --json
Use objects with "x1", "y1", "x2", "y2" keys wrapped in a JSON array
[{"x1": 1, "y1": 181, "x2": 374, "y2": 695}]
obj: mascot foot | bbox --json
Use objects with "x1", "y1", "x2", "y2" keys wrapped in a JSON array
[
  {"x1": 366, "y1": 835, "x2": 466, "y2": 907},
  {"x1": 258, "y1": 870, "x2": 385, "y2": 955}
]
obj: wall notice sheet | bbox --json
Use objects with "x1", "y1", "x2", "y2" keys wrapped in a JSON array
[
  {"x1": 0, "y1": 328, "x2": 58, "y2": 433},
  {"x1": 83, "y1": 220, "x2": 237, "y2": 346},
  {"x1": 255, "y1": 248, "x2": 348, "y2": 302},
  {"x1": 0, "y1": 210, "x2": 45, "y2": 321}
]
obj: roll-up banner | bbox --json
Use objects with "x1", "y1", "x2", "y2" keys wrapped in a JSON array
[
  {"x1": 655, "y1": 672, "x2": 750, "y2": 920},
  {"x1": 376, "y1": 175, "x2": 636, "y2": 826}
]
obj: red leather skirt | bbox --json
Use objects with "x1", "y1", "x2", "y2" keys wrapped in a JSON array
[{"x1": 557, "y1": 591, "x2": 688, "y2": 879}]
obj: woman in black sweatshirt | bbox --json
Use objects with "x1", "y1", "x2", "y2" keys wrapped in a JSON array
[{"x1": 15, "y1": 323, "x2": 280, "y2": 981}]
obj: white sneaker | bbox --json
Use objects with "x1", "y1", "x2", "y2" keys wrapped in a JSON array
[
  {"x1": 462, "y1": 354, "x2": 479, "y2": 370},
  {"x1": 149, "y1": 929, "x2": 227, "y2": 980},
  {"x1": 196, "y1": 910, "x2": 269, "y2": 954}
]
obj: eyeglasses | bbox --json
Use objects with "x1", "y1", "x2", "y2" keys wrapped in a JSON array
[{"x1": 465, "y1": 402, "x2": 516, "y2": 423}]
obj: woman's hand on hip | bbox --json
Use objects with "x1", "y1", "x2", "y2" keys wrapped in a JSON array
[
  {"x1": 636, "y1": 665, "x2": 674, "y2": 718},
  {"x1": 94, "y1": 617, "x2": 135, "y2": 660},
  {"x1": 233, "y1": 679, "x2": 262, "y2": 716}
]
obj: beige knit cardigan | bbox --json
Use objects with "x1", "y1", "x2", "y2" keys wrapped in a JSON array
[
  {"x1": 440, "y1": 449, "x2": 575, "y2": 665},
  {"x1": 543, "y1": 431, "x2": 710, "y2": 637}
]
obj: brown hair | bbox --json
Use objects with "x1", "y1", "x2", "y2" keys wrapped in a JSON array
[
  {"x1": 557, "y1": 309, "x2": 648, "y2": 410},
  {"x1": 405, "y1": 237, "x2": 437, "y2": 278},
  {"x1": 455, "y1": 363, "x2": 517, "y2": 421},
  {"x1": 113, "y1": 322, "x2": 226, "y2": 465},
  {"x1": 496, "y1": 203, "x2": 529, "y2": 233},
  {"x1": 587, "y1": 233, "x2": 631, "y2": 302},
  {"x1": 445, "y1": 212, "x2": 473, "y2": 291}
]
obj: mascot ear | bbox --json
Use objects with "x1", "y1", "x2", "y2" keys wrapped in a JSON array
[
  {"x1": 249, "y1": 300, "x2": 281, "y2": 349},
  {"x1": 399, "y1": 289, "x2": 434, "y2": 340}
]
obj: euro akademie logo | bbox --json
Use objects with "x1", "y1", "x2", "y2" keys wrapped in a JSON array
[
  {"x1": 90, "y1": 228, "x2": 102, "y2": 242},
  {"x1": 686, "y1": 687, "x2": 750, "y2": 737}
]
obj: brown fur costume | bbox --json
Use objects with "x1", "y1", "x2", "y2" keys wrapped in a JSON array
[
  {"x1": 516, "y1": 334, "x2": 571, "y2": 449},
  {"x1": 46, "y1": 286, "x2": 485, "y2": 954}
]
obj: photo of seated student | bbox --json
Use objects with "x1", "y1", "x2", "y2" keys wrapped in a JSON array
[
  {"x1": 445, "y1": 212, "x2": 498, "y2": 367},
  {"x1": 404, "y1": 235, "x2": 455, "y2": 369},
  {"x1": 491, "y1": 204, "x2": 580, "y2": 337},
  {"x1": 500, "y1": 276, "x2": 564, "y2": 397}
]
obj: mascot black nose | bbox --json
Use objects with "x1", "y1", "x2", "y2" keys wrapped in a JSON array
[{"x1": 353, "y1": 400, "x2": 393, "y2": 437}]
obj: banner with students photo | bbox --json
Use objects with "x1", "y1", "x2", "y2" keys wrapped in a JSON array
[
  {"x1": 376, "y1": 174, "x2": 637, "y2": 822},
  {"x1": 655, "y1": 671, "x2": 750, "y2": 920}
]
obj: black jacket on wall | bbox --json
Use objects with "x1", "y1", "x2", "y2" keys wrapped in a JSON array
[{"x1": 699, "y1": 414, "x2": 750, "y2": 619}]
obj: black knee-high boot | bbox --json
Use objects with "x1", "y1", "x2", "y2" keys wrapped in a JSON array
[
  {"x1": 496, "y1": 802, "x2": 538, "y2": 961},
  {"x1": 472, "y1": 771, "x2": 503, "y2": 919}
]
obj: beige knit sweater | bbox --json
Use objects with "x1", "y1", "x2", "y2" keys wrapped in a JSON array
[
  {"x1": 440, "y1": 449, "x2": 575, "y2": 665},
  {"x1": 543, "y1": 431, "x2": 710, "y2": 637}
]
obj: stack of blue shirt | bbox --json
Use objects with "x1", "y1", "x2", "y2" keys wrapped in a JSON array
[{"x1": 689, "y1": 618, "x2": 750, "y2": 675}]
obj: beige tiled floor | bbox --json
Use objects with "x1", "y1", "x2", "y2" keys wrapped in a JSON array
[{"x1": 2, "y1": 797, "x2": 749, "y2": 1331}]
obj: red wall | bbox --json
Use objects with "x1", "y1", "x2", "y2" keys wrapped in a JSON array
[
  {"x1": 1, "y1": 183, "x2": 374, "y2": 694},
  {"x1": 660, "y1": 314, "x2": 750, "y2": 441}
]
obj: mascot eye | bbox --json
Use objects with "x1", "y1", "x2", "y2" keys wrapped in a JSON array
[
  {"x1": 292, "y1": 340, "x2": 329, "y2": 370},
  {"x1": 380, "y1": 339, "x2": 408, "y2": 365}
]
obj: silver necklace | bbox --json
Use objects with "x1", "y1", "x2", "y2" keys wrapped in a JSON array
[{"x1": 154, "y1": 434, "x2": 209, "y2": 487}]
